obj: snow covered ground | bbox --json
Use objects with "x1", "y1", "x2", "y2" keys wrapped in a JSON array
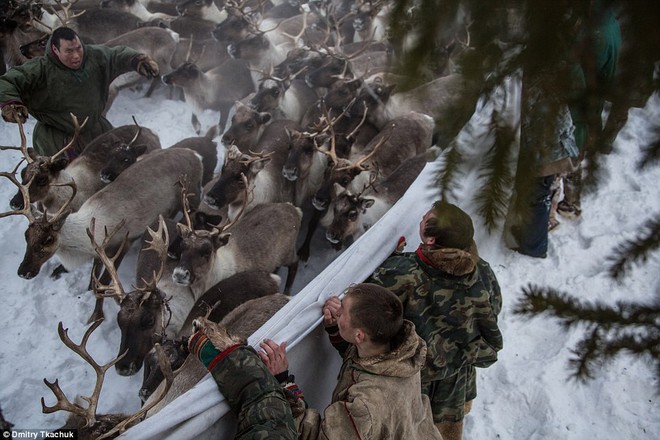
[{"x1": 0, "y1": 81, "x2": 658, "y2": 439}]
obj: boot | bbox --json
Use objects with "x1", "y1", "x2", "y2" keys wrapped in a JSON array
[{"x1": 436, "y1": 420, "x2": 464, "y2": 440}]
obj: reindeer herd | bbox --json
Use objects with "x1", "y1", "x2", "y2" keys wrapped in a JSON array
[{"x1": 0, "y1": 0, "x2": 476, "y2": 436}]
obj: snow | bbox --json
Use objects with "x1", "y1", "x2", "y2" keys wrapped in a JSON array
[{"x1": 0, "y1": 81, "x2": 658, "y2": 439}]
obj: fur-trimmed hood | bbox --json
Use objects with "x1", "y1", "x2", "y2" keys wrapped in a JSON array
[
  {"x1": 349, "y1": 320, "x2": 427, "y2": 379},
  {"x1": 416, "y1": 241, "x2": 480, "y2": 276}
]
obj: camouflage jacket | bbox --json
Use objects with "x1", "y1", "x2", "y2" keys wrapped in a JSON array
[
  {"x1": 368, "y1": 243, "x2": 503, "y2": 382},
  {"x1": 207, "y1": 345, "x2": 299, "y2": 440}
]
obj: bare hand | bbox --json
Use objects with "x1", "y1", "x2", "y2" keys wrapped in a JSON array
[
  {"x1": 258, "y1": 339, "x2": 288, "y2": 376},
  {"x1": 323, "y1": 296, "x2": 341, "y2": 328}
]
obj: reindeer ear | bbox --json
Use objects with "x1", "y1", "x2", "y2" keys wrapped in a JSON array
[
  {"x1": 333, "y1": 182, "x2": 346, "y2": 194},
  {"x1": 346, "y1": 78, "x2": 362, "y2": 91},
  {"x1": 258, "y1": 112, "x2": 272, "y2": 125},
  {"x1": 248, "y1": 157, "x2": 270, "y2": 175},
  {"x1": 361, "y1": 198, "x2": 375, "y2": 210},
  {"x1": 50, "y1": 210, "x2": 72, "y2": 230},
  {"x1": 27, "y1": 147, "x2": 39, "y2": 161},
  {"x1": 49, "y1": 157, "x2": 69, "y2": 172},
  {"x1": 176, "y1": 222, "x2": 192, "y2": 238},
  {"x1": 214, "y1": 232, "x2": 231, "y2": 249},
  {"x1": 134, "y1": 144, "x2": 148, "y2": 155}
]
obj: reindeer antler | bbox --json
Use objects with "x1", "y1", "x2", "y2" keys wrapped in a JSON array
[
  {"x1": 335, "y1": 132, "x2": 390, "y2": 172},
  {"x1": 0, "y1": 118, "x2": 33, "y2": 163},
  {"x1": 137, "y1": 215, "x2": 169, "y2": 300},
  {"x1": 48, "y1": 0, "x2": 86, "y2": 28},
  {"x1": 41, "y1": 319, "x2": 127, "y2": 428},
  {"x1": 0, "y1": 161, "x2": 36, "y2": 222},
  {"x1": 87, "y1": 217, "x2": 129, "y2": 303},
  {"x1": 97, "y1": 343, "x2": 176, "y2": 439},
  {"x1": 51, "y1": 112, "x2": 89, "y2": 162}
]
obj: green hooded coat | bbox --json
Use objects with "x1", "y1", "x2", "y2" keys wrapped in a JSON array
[{"x1": 0, "y1": 35, "x2": 140, "y2": 156}]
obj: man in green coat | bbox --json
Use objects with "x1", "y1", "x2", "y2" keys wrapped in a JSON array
[
  {"x1": 367, "y1": 200, "x2": 503, "y2": 440},
  {"x1": 0, "y1": 26, "x2": 159, "y2": 157}
]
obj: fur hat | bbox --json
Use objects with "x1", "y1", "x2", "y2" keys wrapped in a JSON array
[{"x1": 428, "y1": 201, "x2": 474, "y2": 250}]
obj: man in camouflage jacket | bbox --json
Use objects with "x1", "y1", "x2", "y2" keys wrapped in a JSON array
[{"x1": 368, "y1": 200, "x2": 503, "y2": 440}]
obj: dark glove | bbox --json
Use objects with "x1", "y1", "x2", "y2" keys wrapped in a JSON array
[
  {"x1": 1, "y1": 102, "x2": 28, "y2": 123},
  {"x1": 134, "y1": 54, "x2": 160, "y2": 78}
]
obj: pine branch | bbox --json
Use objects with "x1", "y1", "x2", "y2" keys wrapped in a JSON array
[
  {"x1": 474, "y1": 110, "x2": 516, "y2": 232},
  {"x1": 513, "y1": 285, "x2": 660, "y2": 328},
  {"x1": 606, "y1": 214, "x2": 660, "y2": 280},
  {"x1": 436, "y1": 143, "x2": 463, "y2": 201}
]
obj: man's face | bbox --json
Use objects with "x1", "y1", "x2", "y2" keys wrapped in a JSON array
[
  {"x1": 419, "y1": 209, "x2": 436, "y2": 244},
  {"x1": 336, "y1": 295, "x2": 358, "y2": 344},
  {"x1": 53, "y1": 37, "x2": 84, "y2": 70}
]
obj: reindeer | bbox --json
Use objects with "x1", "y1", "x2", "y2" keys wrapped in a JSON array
[
  {"x1": 144, "y1": 293, "x2": 291, "y2": 416},
  {"x1": 249, "y1": 67, "x2": 318, "y2": 124},
  {"x1": 204, "y1": 124, "x2": 302, "y2": 219},
  {"x1": 312, "y1": 110, "x2": 435, "y2": 211},
  {"x1": 139, "y1": 268, "x2": 281, "y2": 401},
  {"x1": 173, "y1": 201, "x2": 302, "y2": 296},
  {"x1": 226, "y1": 31, "x2": 290, "y2": 88},
  {"x1": 349, "y1": 0, "x2": 391, "y2": 43},
  {"x1": 174, "y1": 0, "x2": 227, "y2": 23},
  {"x1": 27, "y1": 0, "x2": 148, "y2": 44},
  {"x1": 100, "y1": 124, "x2": 218, "y2": 186},
  {"x1": 0, "y1": 2, "x2": 46, "y2": 68},
  {"x1": 9, "y1": 121, "x2": 161, "y2": 214},
  {"x1": 357, "y1": 72, "x2": 481, "y2": 142},
  {"x1": 102, "y1": 26, "x2": 181, "y2": 113},
  {"x1": 161, "y1": 57, "x2": 255, "y2": 134},
  {"x1": 41, "y1": 318, "x2": 175, "y2": 439},
  {"x1": 102, "y1": 193, "x2": 255, "y2": 377},
  {"x1": 322, "y1": 151, "x2": 431, "y2": 245},
  {"x1": 2, "y1": 126, "x2": 203, "y2": 321},
  {"x1": 99, "y1": 0, "x2": 178, "y2": 21}
]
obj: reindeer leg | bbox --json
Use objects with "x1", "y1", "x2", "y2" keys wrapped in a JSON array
[
  {"x1": 87, "y1": 258, "x2": 106, "y2": 324},
  {"x1": 297, "y1": 208, "x2": 325, "y2": 262},
  {"x1": 144, "y1": 77, "x2": 161, "y2": 98},
  {"x1": 87, "y1": 246, "x2": 128, "y2": 323},
  {"x1": 191, "y1": 113, "x2": 202, "y2": 135},
  {"x1": 283, "y1": 260, "x2": 299, "y2": 295}
]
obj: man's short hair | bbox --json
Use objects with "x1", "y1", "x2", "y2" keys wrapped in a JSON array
[
  {"x1": 346, "y1": 283, "x2": 404, "y2": 346},
  {"x1": 51, "y1": 27, "x2": 80, "y2": 50},
  {"x1": 424, "y1": 201, "x2": 474, "y2": 250}
]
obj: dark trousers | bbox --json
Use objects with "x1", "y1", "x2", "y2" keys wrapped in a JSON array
[{"x1": 510, "y1": 175, "x2": 555, "y2": 258}]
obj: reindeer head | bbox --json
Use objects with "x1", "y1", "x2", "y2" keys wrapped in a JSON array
[
  {"x1": 98, "y1": 123, "x2": 145, "y2": 183},
  {"x1": 18, "y1": 207, "x2": 71, "y2": 279},
  {"x1": 221, "y1": 102, "x2": 272, "y2": 150},
  {"x1": 211, "y1": 1, "x2": 262, "y2": 43},
  {"x1": 227, "y1": 32, "x2": 270, "y2": 61},
  {"x1": 6, "y1": 113, "x2": 86, "y2": 209},
  {"x1": 42, "y1": 318, "x2": 175, "y2": 438},
  {"x1": 282, "y1": 129, "x2": 320, "y2": 182},
  {"x1": 176, "y1": 180, "x2": 247, "y2": 286},
  {"x1": 192, "y1": 316, "x2": 244, "y2": 351},
  {"x1": 161, "y1": 62, "x2": 203, "y2": 87},
  {"x1": 325, "y1": 182, "x2": 375, "y2": 244},
  {"x1": 139, "y1": 337, "x2": 188, "y2": 403},
  {"x1": 203, "y1": 147, "x2": 271, "y2": 211}
]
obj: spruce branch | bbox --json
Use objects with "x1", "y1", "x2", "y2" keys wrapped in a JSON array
[
  {"x1": 474, "y1": 110, "x2": 516, "y2": 232},
  {"x1": 606, "y1": 214, "x2": 660, "y2": 280}
]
